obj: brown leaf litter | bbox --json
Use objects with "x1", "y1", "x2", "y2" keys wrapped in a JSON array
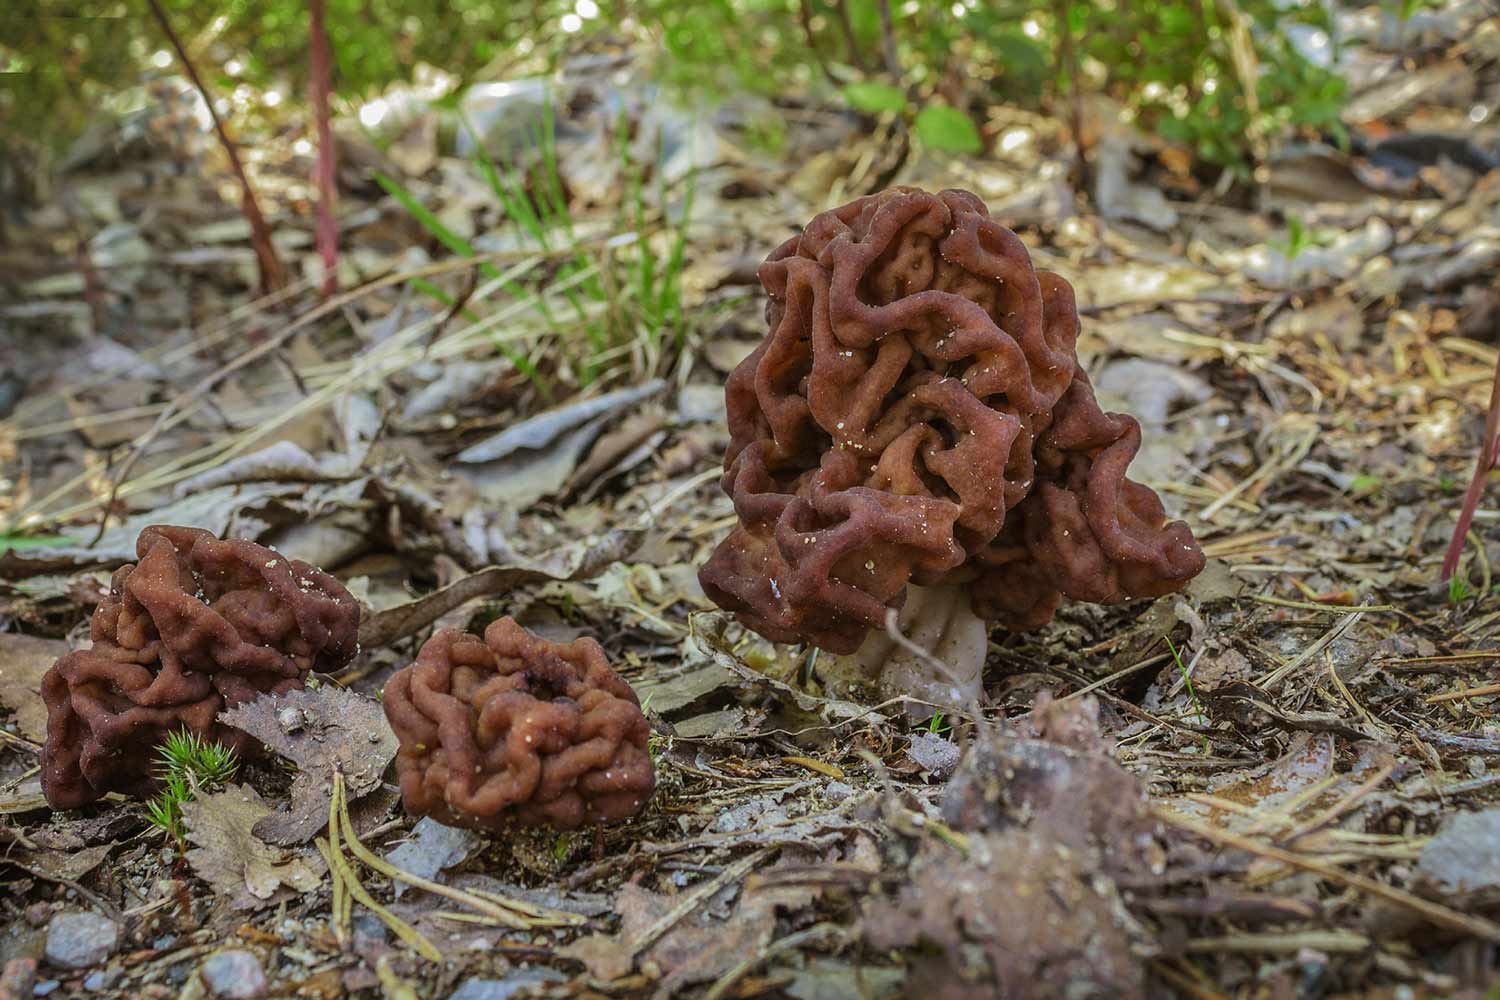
[
  {"x1": 219, "y1": 685, "x2": 399, "y2": 845},
  {"x1": 182, "y1": 784, "x2": 324, "y2": 906}
]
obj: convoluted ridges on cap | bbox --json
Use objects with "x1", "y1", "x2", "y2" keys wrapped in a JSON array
[
  {"x1": 382, "y1": 617, "x2": 655, "y2": 832},
  {"x1": 40, "y1": 525, "x2": 360, "y2": 809},
  {"x1": 699, "y1": 186, "x2": 1204, "y2": 653}
]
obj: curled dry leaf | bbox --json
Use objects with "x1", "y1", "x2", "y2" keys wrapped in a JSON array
[
  {"x1": 0, "y1": 633, "x2": 66, "y2": 743},
  {"x1": 356, "y1": 527, "x2": 643, "y2": 648},
  {"x1": 563, "y1": 853, "x2": 821, "y2": 991},
  {"x1": 219, "y1": 686, "x2": 398, "y2": 845},
  {"x1": 183, "y1": 784, "x2": 324, "y2": 906},
  {"x1": 456, "y1": 380, "x2": 666, "y2": 509}
]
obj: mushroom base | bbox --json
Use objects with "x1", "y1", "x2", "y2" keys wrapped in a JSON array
[{"x1": 822, "y1": 584, "x2": 988, "y2": 716}]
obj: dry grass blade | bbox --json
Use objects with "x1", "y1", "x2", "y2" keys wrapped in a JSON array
[
  {"x1": 1251, "y1": 595, "x2": 1394, "y2": 614},
  {"x1": 1200, "y1": 425, "x2": 1317, "y2": 520},
  {"x1": 321, "y1": 775, "x2": 442, "y2": 962},
  {"x1": 332, "y1": 772, "x2": 581, "y2": 930},
  {"x1": 1426, "y1": 681, "x2": 1500, "y2": 704},
  {"x1": 631, "y1": 847, "x2": 775, "y2": 956},
  {"x1": 1255, "y1": 602, "x2": 1368, "y2": 690},
  {"x1": 374, "y1": 956, "x2": 422, "y2": 1000},
  {"x1": 1155, "y1": 807, "x2": 1500, "y2": 943},
  {"x1": 1184, "y1": 930, "x2": 1370, "y2": 953},
  {"x1": 1150, "y1": 960, "x2": 1230, "y2": 1000}
]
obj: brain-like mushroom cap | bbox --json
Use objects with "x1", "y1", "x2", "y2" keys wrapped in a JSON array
[
  {"x1": 699, "y1": 187, "x2": 1204, "y2": 654},
  {"x1": 383, "y1": 617, "x2": 655, "y2": 832},
  {"x1": 41, "y1": 525, "x2": 360, "y2": 809}
]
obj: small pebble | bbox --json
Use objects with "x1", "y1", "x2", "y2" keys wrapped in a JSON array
[
  {"x1": 31, "y1": 983, "x2": 58, "y2": 999},
  {"x1": 82, "y1": 969, "x2": 119, "y2": 992},
  {"x1": 199, "y1": 950, "x2": 268, "y2": 1000},
  {"x1": 351, "y1": 914, "x2": 387, "y2": 952},
  {"x1": 43, "y1": 912, "x2": 120, "y2": 971},
  {"x1": 0, "y1": 959, "x2": 37, "y2": 1000},
  {"x1": 824, "y1": 780, "x2": 856, "y2": 802},
  {"x1": 448, "y1": 970, "x2": 567, "y2": 1000},
  {"x1": 22, "y1": 904, "x2": 50, "y2": 928}
]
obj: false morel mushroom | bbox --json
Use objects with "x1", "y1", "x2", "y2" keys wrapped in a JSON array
[
  {"x1": 383, "y1": 617, "x2": 655, "y2": 832},
  {"x1": 699, "y1": 187, "x2": 1204, "y2": 706},
  {"x1": 41, "y1": 525, "x2": 360, "y2": 809}
]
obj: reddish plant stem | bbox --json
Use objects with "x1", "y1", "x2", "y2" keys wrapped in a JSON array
[
  {"x1": 73, "y1": 226, "x2": 106, "y2": 335},
  {"x1": 308, "y1": 0, "x2": 339, "y2": 297},
  {"x1": 1443, "y1": 354, "x2": 1500, "y2": 579},
  {"x1": 144, "y1": 0, "x2": 287, "y2": 295}
]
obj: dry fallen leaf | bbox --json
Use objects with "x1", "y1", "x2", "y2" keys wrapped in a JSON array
[
  {"x1": 220, "y1": 686, "x2": 399, "y2": 845},
  {"x1": 0, "y1": 779, "x2": 50, "y2": 816},
  {"x1": 9, "y1": 841, "x2": 114, "y2": 884},
  {"x1": 0, "y1": 632, "x2": 67, "y2": 742},
  {"x1": 183, "y1": 784, "x2": 324, "y2": 905},
  {"x1": 563, "y1": 853, "x2": 820, "y2": 991}
]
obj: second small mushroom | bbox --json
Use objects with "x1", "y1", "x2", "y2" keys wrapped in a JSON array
[{"x1": 382, "y1": 617, "x2": 655, "y2": 832}]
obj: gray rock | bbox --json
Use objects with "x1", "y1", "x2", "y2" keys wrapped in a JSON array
[
  {"x1": 351, "y1": 913, "x2": 388, "y2": 952},
  {"x1": 384, "y1": 817, "x2": 482, "y2": 899},
  {"x1": 448, "y1": 968, "x2": 566, "y2": 1000},
  {"x1": 1417, "y1": 808, "x2": 1500, "y2": 896},
  {"x1": 905, "y1": 732, "x2": 961, "y2": 780},
  {"x1": 82, "y1": 969, "x2": 120, "y2": 991},
  {"x1": 823, "y1": 780, "x2": 857, "y2": 802},
  {"x1": 43, "y1": 912, "x2": 119, "y2": 971},
  {"x1": 199, "y1": 950, "x2": 268, "y2": 1000}
]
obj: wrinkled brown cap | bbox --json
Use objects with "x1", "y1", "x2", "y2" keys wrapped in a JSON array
[
  {"x1": 41, "y1": 525, "x2": 360, "y2": 809},
  {"x1": 383, "y1": 617, "x2": 655, "y2": 832},
  {"x1": 699, "y1": 187, "x2": 1204, "y2": 654}
]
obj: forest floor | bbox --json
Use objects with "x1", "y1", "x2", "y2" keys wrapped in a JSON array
[{"x1": 4, "y1": 7, "x2": 1500, "y2": 999}]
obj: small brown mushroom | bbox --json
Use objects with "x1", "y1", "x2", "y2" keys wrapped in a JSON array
[
  {"x1": 699, "y1": 187, "x2": 1204, "y2": 709},
  {"x1": 382, "y1": 617, "x2": 655, "y2": 832},
  {"x1": 40, "y1": 525, "x2": 360, "y2": 809}
]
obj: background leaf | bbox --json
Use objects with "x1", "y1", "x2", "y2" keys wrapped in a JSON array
[
  {"x1": 913, "y1": 104, "x2": 982, "y2": 154},
  {"x1": 843, "y1": 81, "x2": 907, "y2": 114}
]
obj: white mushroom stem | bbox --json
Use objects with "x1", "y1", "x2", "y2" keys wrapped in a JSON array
[{"x1": 844, "y1": 584, "x2": 988, "y2": 716}]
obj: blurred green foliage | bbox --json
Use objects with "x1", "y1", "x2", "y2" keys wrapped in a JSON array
[
  {"x1": 1, "y1": 0, "x2": 1344, "y2": 173},
  {"x1": 646, "y1": 0, "x2": 1347, "y2": 169}
]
